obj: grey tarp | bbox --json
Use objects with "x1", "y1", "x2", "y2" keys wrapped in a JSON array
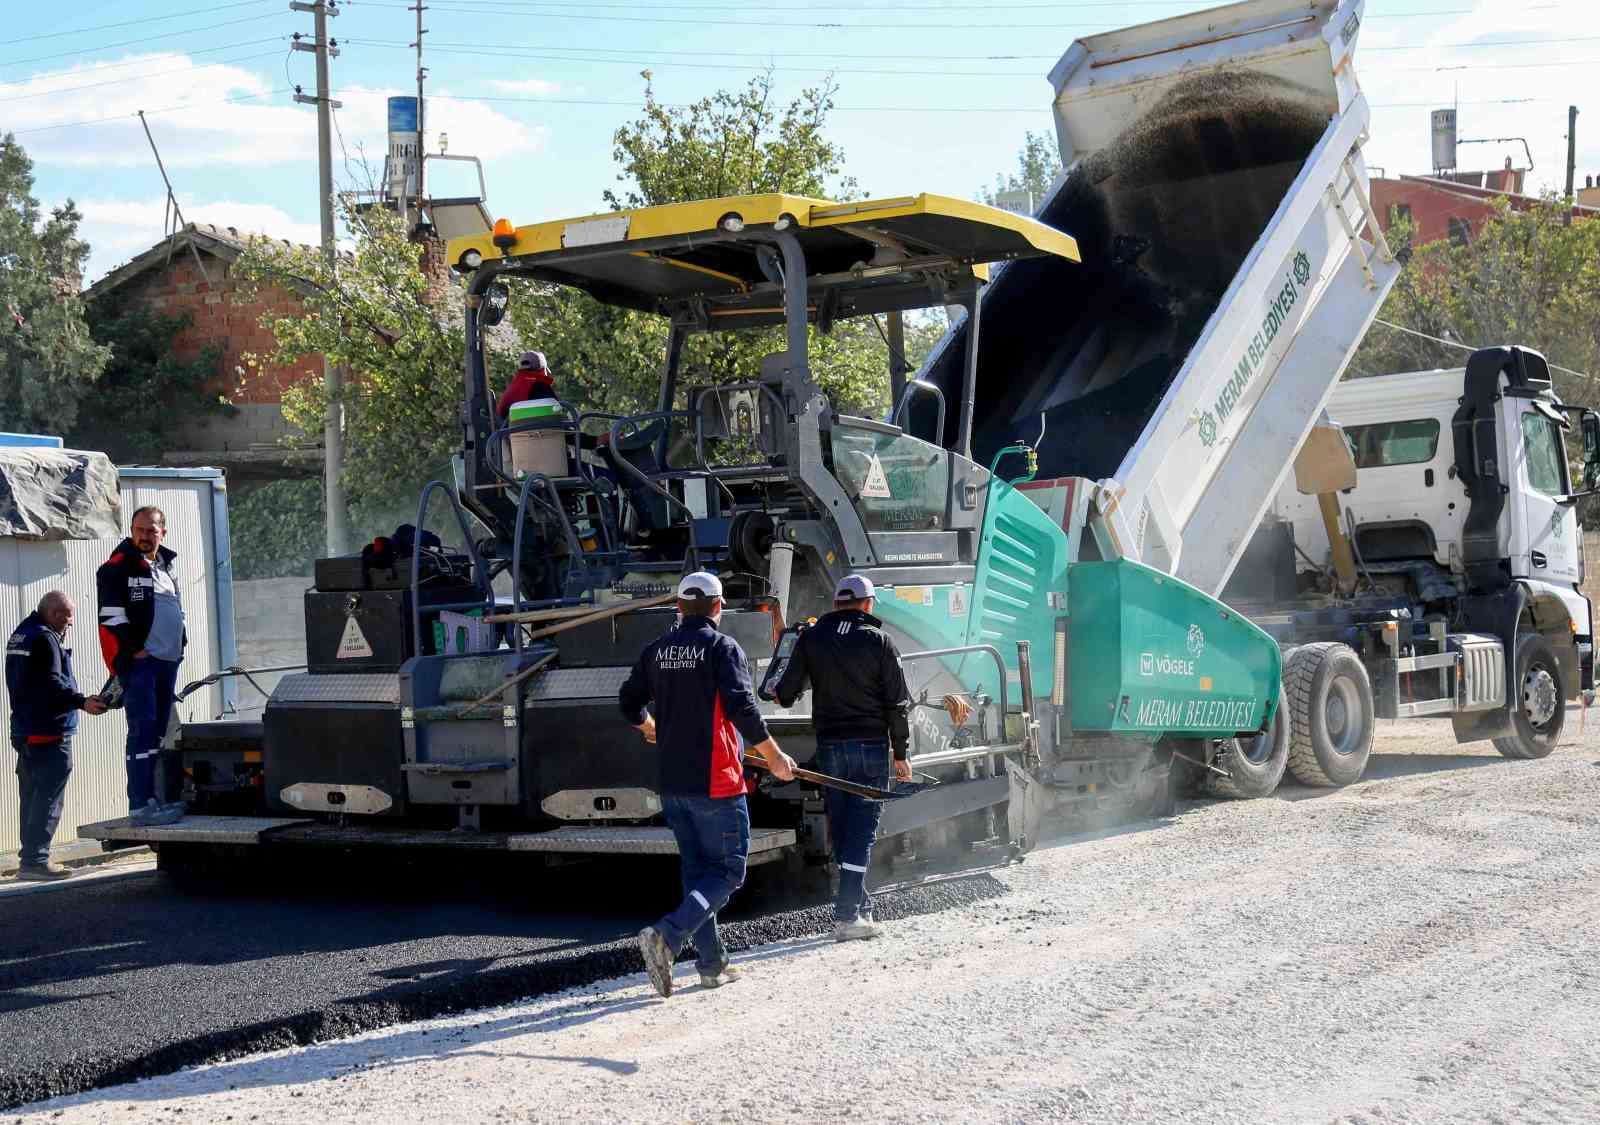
[{"x1": 0, "y1": 448, "x2": 122, "y2": 541}]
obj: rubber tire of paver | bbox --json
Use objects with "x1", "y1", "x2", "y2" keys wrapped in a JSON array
[
  {"x1": 1207, "y1": 685, "x2": 1290, "y2": 799},
  {"x1": 1284, "y1": 642, "x2": 1375, "y2": 787},
  {"x1": 1493, "y1": 632, "x2": 1566, "y2": 760}
]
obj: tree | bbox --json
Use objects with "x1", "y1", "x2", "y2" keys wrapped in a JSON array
[
  {"x1": 0, "y1": 134, "x2": 109, "y2": 434},
  {"x1": 605, "y1": 70, "x2": 856, "y2": 209},
  {"x1": 231, "y1": 200, "x2": 517, "y2": 546},
  {"x1": 516, "y1": 71, "x2": 905, "y2": 427},
  {"x1": 68, "y1": 295, "x2": 233, "y2": 462},
  {"x1": 981, "y1": 130, "x2": 1063, "y2": 210},
  {"x1": 1350, "y1": 198, "x2": 1600, "y2": 409}
]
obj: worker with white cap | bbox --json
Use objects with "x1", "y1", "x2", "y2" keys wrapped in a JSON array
[
  {"x1": 772, "y1": 573, "x2": 912, "y2": 941},
  {"x1": 620, "y1": 571, "x2": 796, "y2": 997}
]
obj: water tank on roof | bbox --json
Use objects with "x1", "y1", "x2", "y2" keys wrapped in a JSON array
[
  {"x1": 1431, "y1": 108, "x2": 1457, "y2": 172},
  {"x1": 387, "y1": 96, "x2": 420, "y2": 204}
]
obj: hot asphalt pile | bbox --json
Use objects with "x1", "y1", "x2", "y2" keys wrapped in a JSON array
[{"x1": 0, "y1": 853, "x2": 1003, "y2": 1111}]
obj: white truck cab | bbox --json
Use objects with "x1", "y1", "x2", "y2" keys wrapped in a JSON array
[
  {"x1": 1233, "y1": 346, "x2": 1600, "y2": 784},
  {"x1": 1278, "y1": 366, "x2": 1592, "y2": 606}
]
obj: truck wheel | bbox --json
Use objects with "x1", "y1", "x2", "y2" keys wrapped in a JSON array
[
  {"x1": 1493, "y1": 633, "x2": 1566, "y2": 760},
  {"x1": 1207, "y1": 686, "x2": 1290, "y2": 799},
  {"x1": 1285, "y1": 642, "x2": 1375, "y2": 787}
]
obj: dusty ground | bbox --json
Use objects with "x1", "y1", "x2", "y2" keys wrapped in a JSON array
[{"x1": 10, "y1": 710, "x2": 1600, "y2": 1124}]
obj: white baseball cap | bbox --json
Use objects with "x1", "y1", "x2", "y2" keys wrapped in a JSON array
[
  {"x1": 834, "y1": 574, "x2": 875, "y2": 601},
  {"x1": 676, "y1": 571, "x2": 724, "y2": 599}
]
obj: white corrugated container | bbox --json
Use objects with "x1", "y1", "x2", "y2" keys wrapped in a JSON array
[{"x1": 1, "y1": 467, "x2": 235, "y2": 859}]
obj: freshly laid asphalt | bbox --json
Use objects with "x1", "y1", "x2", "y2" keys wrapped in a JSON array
[{"x1": 0, "y1": 849, "x2": 1005, "y2": 1111}]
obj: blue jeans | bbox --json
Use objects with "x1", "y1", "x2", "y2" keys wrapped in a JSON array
[
  {"x1": 657, "y1": 794, "x2": 750, "y2": 974},
  {"x1": 13, "y1": 737, "x2": 72, "y2": 868},
  {"x1": 816, "y1": 737, "x2": 890, "y2": 922},
  {"x1": 124, "y1": 656, "x2": 180, "y2": 810}
]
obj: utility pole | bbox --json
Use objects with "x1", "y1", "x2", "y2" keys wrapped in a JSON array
[
  {"x1": 411, "y1": 0, "x2": 427, "y2": 217},
  {"x1": 291, "y1": 0, "x2": 349, "y2": 556},
  {"x1": 1568, "y1": 104, "x2": 1580, "y2": 201}
]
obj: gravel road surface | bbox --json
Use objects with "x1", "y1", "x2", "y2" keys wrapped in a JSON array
[
  {"x1": 12, "y1": 712, "x2": 1599, "y2": 1124},
  {"x1": 0, "y1": 845, "x2": 999, "y2": 1112}
]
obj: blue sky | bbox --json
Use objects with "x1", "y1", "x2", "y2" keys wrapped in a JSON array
[{"x1": 2, "y1": 0, "x2": 1595, "y2": 282}]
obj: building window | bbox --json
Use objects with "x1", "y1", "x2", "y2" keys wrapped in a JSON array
[
  {"x1": 1388, "y1": 203, "x2": 1413, "y2": 227},
  {"x1": 1448, "y1": 216, "x2": 1471, "y2": 246}
]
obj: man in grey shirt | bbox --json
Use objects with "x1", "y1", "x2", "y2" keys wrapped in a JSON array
[{"x1": 97, "y1": 506, "x2": 187, "y2": 817}]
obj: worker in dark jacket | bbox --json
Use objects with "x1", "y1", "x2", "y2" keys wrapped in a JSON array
[
  {"x1": 97, "y1": 506, "x2": 187, "y2": 818},
  {"x1": 6, "y1": 592, "x2": 108, "y2": 880},
  {"x1": 772, "y1": 574, "x2": 912, "y2": 941},
  {"x1": 620, "y1": 571, "x2": 796, "y2": 997}
]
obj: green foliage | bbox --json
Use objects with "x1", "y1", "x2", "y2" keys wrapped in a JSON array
[
  {"x1": 0, "y1": 134, "x2": 110, "y2": 434},
  {"x1": 228, "y1": 478, "x2": 324, "y2": 579},
  {"x1": 515, "y1": 70, "x2": 898, "y2": 425},
  {"x1": 231, "y1": 200, "x2": 516, "y2": 541},
  {"x1": 605, "y1": 71, "x2": 857, "y2": 209},
  {"x1": 980, "y1": 130, "x2": 1063, "y2": 210},
  {"x1": 69, "y1": 294, "x2": 234, "y2": 462},
  {"x1": 1351, "y1": 197, "x2": 1600, "y2": 409}
]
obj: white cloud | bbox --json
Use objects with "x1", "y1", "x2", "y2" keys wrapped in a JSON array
[
  {"x1": 78, "y1": 197, "x2": 324, "y2": 284},
  {"x1": 1356, "y1": 0, "x2": 1599, "y2": 194},
  {"x1": 3, "y1": 54, "x2": 548, "y2": 171},
  {"x1": 486, "y1": 78, "x2": 562, "y2": 97}
]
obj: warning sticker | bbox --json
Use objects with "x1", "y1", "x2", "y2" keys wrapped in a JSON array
[
  {"x1": 859, "y1": 453, "x2": 892, "y2": 499},
  {"x1": 894, "y1": 586, "x2": 931, "y2": 605},
  {"x1": 337, "y1": 616, "x2": 374, "y2": 659},
  {"x1": 948, "y1": 585, "x2": 969, "y2": 618}
]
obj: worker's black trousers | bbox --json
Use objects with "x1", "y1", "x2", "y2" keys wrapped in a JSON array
[
  {"x1": 816, "y1": 738, "x2": 890, "y2": 922},
  {"x1": 13, "y1": 736, "x2": 72, "y2": 868}
]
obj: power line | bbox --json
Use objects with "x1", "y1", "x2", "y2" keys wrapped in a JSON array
[
  {"x1": 360, "y1": 0, "x2": 1480, "y2": 13},
  {"x1": 0, "y1": 12, "x2": 286, "y2": 72},
  {"x1": 345, "y1": 38, "x2": 1046, "y2": 76},
  {"x1": 6, "y1": 0, "x2": 276, "y2": 46},
  {"x1": 0, "y1": 48, "x2": 285, "y2": 105},
  {"x1": 1372, "y1": 320, "x2": 1595, "y2": 383},
  {"x1": 7, "y1": 87, "x2": 294, "y2": 137},
  {"x1": 0, "y1": 36, "x2": 284, "y2": 83}
]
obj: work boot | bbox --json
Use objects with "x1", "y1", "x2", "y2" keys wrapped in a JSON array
[
  {"x1": 699, "y1": 963, "x2": 742, "y2": 989},
  {"x1": 833, "y1": 917, "x2": 881, "y2": 942},
  {"x1": 16, "y1": 863, "x2": 74, "y2": 882},
  {"x1": 638, "y1": 926, "x2": 674, "y2": 998},
  {"x1": 130, "y1": 799, "x2": 186, "y2": 827}
]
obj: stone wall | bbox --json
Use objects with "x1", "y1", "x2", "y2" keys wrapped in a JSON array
[{"x1": 232, "y1": 575, "x2": 313, "y2": 716}]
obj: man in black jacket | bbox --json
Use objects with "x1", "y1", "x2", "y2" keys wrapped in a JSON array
[
  {"x1": 619, "y1": 571, "x2": 796, "y2": 997},
  {"x1": 97, "y1": 506, "x2": 187, "y2": 817},
  {"x1": 772, "y1": 574, "x2": 912, "y2": 941},
  {"x1": 6, "y1": 592, "x2": 108, "y2": 880}
]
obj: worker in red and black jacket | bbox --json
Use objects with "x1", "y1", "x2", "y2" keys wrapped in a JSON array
[
  {"x1": 97, "y1": 506, "x2": 187, "y2": 819},
  {"x1": 619, "y1": 571, "x2": 796, "y2": 997}
]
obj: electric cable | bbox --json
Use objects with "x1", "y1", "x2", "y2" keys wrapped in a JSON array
[{"x1": 1372, "y1": 319, "x2": 1596, "y2": 383}]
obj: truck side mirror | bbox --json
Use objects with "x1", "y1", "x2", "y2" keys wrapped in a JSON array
[{"x1": 1584, "y1": 411, "x2": 1600, "y2": 491}]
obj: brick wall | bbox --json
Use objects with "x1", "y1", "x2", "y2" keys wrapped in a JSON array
[{"x1": 119, "y1": 251, "x2": 320, "y2": 451}]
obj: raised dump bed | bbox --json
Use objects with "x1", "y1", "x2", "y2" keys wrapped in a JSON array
[{"x1": 919, "y1": 0, "x2": 1397, "y2": 595}]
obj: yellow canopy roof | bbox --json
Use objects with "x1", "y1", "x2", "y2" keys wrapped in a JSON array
[{"x1": 448, "y1": 192, "x2": 1080, "y2": 323}]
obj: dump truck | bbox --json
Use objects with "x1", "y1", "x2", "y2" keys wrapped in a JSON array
[
  {"x1": 86, "y1": 0, "x2": 1434, "y2": 870},
  {"x1": 1209, "y1": 352, "x2": 1599, "y2": 794},
  {"x1": 912, "y1": 0, "x2": 1596, "y2": 797}
]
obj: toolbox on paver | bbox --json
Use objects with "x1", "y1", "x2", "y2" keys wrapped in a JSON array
[{"x1": 263, "y1": 674, "x2": 408, "y2": 817}]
